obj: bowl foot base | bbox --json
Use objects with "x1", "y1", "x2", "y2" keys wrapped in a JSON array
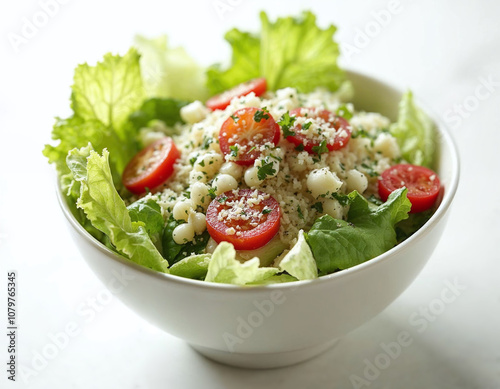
[{"x1": 190, "y1": 338, "x2": 340, "y2": 369}]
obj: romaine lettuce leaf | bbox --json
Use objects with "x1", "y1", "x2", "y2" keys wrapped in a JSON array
[
  {"x1": 207, "y1": 11, "x2": 345, "y2": 95},
  {"x1": 67, "y1": 147, "x2": 169, "y2": 273},
  {"x1": 390, "y1": 91, "x2": 436, "y2": 167},
  {"x1": 279, "y1": 230, "x2": 318, "y2": 280},
  {"x1": 134, "y1": 35, "x2": 209, "y2": 101},
  {"x1": 307, "y1": 188, "x2": 411, "y2": 274},
  {"x1": 205, "y1": 242, "x2": 278, "y2": 285},
  {"x1": 169, "y1": 254, "x2": 211, "y2": 280}
]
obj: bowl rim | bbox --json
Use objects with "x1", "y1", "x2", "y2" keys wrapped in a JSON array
[{"x1": 56, "y1": 69, "x2": 460, "y2": 292}]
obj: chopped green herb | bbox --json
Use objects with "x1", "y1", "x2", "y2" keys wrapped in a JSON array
[
  {"x1": 254, "y1": 107, "x2": 270, "y2": 122},
  {"x1": 262, "y1": 208, "x2": 272, "y2": 215},
  {"x1": 278, "y1": 112, "x2": 297, "y2": 137},
  {"x1": 217, "y1": 195, "x2": 228, "y2": 203},
  {"x1": 189, "y1": 156, "x2": 197, "y2": 166},
  {"x1": 336, "y1": 104, "x2": 353, "y2": 120},
  {"x1": 230, "y1": 114, "x2": 240, "y2": 123},
  {"x1": 297, "y1": 205, "x2": 304, "y2": 220},
  {"x1": 270, "y1": 153, "x2": 282, "y2": 161},
  {"x1": 199, "y1": 160, "x2": 205, "y2": 167},
  {"x1": 295, "y1": 143, "x2": 305, "y2": 152},
  {"x1": 312, "y1": 202, "x2": 323, "y2": 213},
  {"x1": 208, "y1": 187, "x2": 217, "y2": 199},
  {"x1": 302, "y1": 122, "x2": 312, "y2": 131},
  {"x1": 229, "y1": 145, "x2": 239, "y2": 157},
  {"x1": 331, "y1": 192, "x2": 350, "y2": 206},
  {"x1": 361, "y1": 163, "x2": 379, "y2": 177},
  {"x1": 257, "y1": 158, "x2": 276, "y2": 180},
  {"x1": 247, "y1": 146, "x2": 257, "y2": 154},
  {"x1": 312, "y1": 140, "x2": 328, "y2": 157},
  {"x1": 202, "y1": 136, "x2": 213, "y2": 150}
]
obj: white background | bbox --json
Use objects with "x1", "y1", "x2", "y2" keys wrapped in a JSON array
[{"x1": 1, "y1": 0, "x2": 499, "y2": 388}]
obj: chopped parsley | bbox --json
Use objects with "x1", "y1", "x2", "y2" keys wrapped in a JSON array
[
  {"x1": 229, "y1": 145, "x2": 239, "y2": 157},
  {"x1": 207, "y1": 187, "x2": 217, "y2": 200},
  {"x1": 262, "y1": 208, "x2": 272, "y2": 215},
  {"x1": 270, "y1": 153, "x2": 282, "y2": 161},
  {"x1": 253, "y1": 107, "x2": 270, "y2": 122},
  {"x1": 297, "y1": 205, "x2": 304, "y2": 220},
  {"x1": 295, "y1": 143, "x2": 305, "y2": 152},
  {"x1": 217, "y1": 195, "x2": 228, "y2": 203},
  {"x1": 361, "y1": 163, "x2": 379, "y2": 177},
  {"x1": 198, "y1": 160, "x2": 205, "y2": 167},
  {"x1": 302, "y1": 121, "x2": 312, "y2": 131},
  {"x1": 257, "y1": 158, "x2": 276, "y2": 180},
  {"x1": 202, "y1": 136, "x2": 213, "y2": 150},
  {"x1": 312, "y1": 202, "x2": 323, "y2": 213},
  {"x1": 189, "y1": 156, "x2": 197, "y2": 166},
  {"x1": 311, "y1": 140, "x2": 328, "y2": 157},
  {"x1": 336, "y1": 104, "x2": 353, "y2": 120},
  {"x1": 278, "y1": 112, "x2": 297, "y2": 137},
  {"x1": 331, "y1": 192, "x2": 350, "y2": 206},
  {"x1": 230, "y1": 114, "x2": 240, "y2": 123}
]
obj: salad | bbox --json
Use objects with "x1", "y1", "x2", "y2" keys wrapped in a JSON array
[{"x1": 44, "y1": 12, "x2": 440, "y2": 285}]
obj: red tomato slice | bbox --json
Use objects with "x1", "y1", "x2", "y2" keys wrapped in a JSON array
[
  {"x1": 206, "y1": 78, "x2": 267, "y2": 111},
  {"x1": 286, "y1": 108, "x2": 351, "y2": 153},
  {"x1": 219, "y1": 107, "x2": 280, "y2": 166},
  {"x1": 206, "y1": 189, "x2": 281, "y2": 250},
  {"x1": 122, "y1": 137, "x2": 180, "y2": 194},
  {"x1": 378, "y1": 164, "x2": 441, "y2": 213}
]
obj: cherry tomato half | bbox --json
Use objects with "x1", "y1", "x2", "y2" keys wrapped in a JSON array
[
  {"x1": 286, "y1": 108, "x2": 351, "y2": 153},
  {"x1": 219, "y1": 107, "x2": 280, "y2": 166},
  {"x1": 122, "y1": 137, "x2": 180, "y2": 194},
  {"x1": 206, "y1": 189, "x2": 281, "y2": 250},
  {"x1": 378, "y1": 164, "x2": 441, "y2": 213},
  {"x1": 206, "y1": 78, "x2": 267, "y2": 111}
]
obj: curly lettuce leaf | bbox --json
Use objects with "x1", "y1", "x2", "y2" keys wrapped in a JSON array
[
  {"x1": 44, "y1": 49, "x2": 146, "y2": 178},
  {"x1": 307, "y1": 188, "x2": 411, "y2": 274},
  {"x1": 279, "y1": 230, "x2": 318, "y2": 280},
  {"x1": 134, "y1": 35, "x2": 209, "y2": 101},
  {"x1": 390, "y1": 91, "x2": 436, "y2": 167},
  {"x1": 67, "y1": 147, "x2": 169, "y2": 273},
  {"x1": 71, "y1": 48, "x2": 145, "y2": 130},
  {"x1": 205, "y1": 242, "x2": 278, "y2": 285},
  {"x1": 207, "y1": 11, "x2": 345, "y2": 94}
]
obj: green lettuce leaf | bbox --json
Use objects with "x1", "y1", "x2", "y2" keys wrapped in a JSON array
[
  {"x1": 207, "y1": 11, "x2": 345, "y2": 94},
  {"x1": 205, "y1": 242, "x2": 278, "y2": 285},
  {"x1": 71, "y1": 48, "x2": 145, "y2": 130},
  {"x1": 127, "y1": 198, "x2": 164, "y2": 236},
  {"x1": 390, "y1": 90, "x2": 436, "y2": 167},
  {"x1": 169, "y1": 254, "x2": 211, "y2": 280},
  {"x1": 134, "y1": 35, "x2": 209, "y2": 101},
  {"x1": 128, "y1": 97, "x2": 188, "y2": 131},
  {"x1": 307, "y1": 188, "x2": 411, "y2": 274},
  {"x1": 44, "y1": 48, "x2": 146, "y2": 178},
  {"x1": 247, "y1": 274, "x2": 298, "y2": 285},
  {"x1": 67, "y1": 147, "x2": 169, "y2": 273},
  {"x1": 279, "y1": 230, "x2": 318, "y2": 280}
]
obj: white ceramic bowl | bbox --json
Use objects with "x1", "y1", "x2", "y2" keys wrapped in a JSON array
[{"x1": 57, "y1": 70, "x2": 459, "y2": 369}]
